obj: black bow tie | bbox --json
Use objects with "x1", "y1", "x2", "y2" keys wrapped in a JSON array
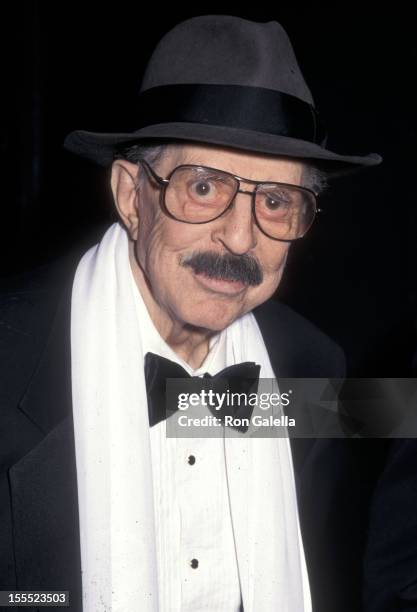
[{"x1": 144, "y1": 352, "x2": 260, "y2": 432}]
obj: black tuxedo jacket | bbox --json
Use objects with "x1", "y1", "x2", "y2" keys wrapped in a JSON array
[{"x1": 1, "y1": 253, "x2": 416, "y2": 612}]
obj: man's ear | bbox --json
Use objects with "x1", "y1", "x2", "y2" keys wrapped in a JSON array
[{"x1": 110, "y1": 159, "x2": 142, "y2": 240}]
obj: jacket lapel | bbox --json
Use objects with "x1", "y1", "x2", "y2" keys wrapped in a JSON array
[
  {"x1": 8, "y1": 272, "x2": 82, "y2": 611},
  {"x1": 253, "y1": 305, "x2": 318, "y2": 478}
]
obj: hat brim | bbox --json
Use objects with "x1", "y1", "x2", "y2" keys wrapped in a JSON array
[{"x1": 63, "y1": 123, "x2": 382, "y2": 178}]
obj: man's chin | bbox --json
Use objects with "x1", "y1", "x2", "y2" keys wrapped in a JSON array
[{"x1": 182, "y1": 308, "x2": 242, "y2": 334}]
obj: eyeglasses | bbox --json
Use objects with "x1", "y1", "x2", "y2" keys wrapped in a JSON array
[{"x1": 137, "y1": 159, "x2": 321, "y2": 241}]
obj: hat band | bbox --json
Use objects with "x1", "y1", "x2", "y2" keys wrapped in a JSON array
[{"x1": 135, "y1": 84, "x2": 327, "y2": 145}]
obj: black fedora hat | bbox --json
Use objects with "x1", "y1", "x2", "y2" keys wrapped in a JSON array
[{"x1": 64, "y1": 15, "x2": 382, "y2": 177}]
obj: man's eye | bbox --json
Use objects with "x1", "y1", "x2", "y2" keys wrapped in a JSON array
[
  {"x1": 265, "y1": 196, "x2": 290, "y2": 210},
  {"x1": 191, "y1": 180, "x2": 213, "y2": 197}
]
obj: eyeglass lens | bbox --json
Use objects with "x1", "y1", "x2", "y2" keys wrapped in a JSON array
[{"x1": 164, "y1": 166, "x2": 316, "y2": 240}]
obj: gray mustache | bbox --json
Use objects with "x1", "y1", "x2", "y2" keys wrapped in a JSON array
[{"x1": 181, "y1": 251, "x2": 263, "y2": 286}]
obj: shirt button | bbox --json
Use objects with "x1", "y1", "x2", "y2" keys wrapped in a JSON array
[
  {"x1": 190, "y1": 558, "x2": 199, "y2": 569},
  {"x1": 187, "y1": 455, "x2": 196, "y2": 465}
]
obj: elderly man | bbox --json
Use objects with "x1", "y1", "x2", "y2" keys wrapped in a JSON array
[{"x1": 2, "y1": 14, "x2": 402, "y2": 612}]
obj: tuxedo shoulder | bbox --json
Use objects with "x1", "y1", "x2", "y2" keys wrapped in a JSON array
[
  {"x1": 253, "y1": 298, "x2": 346, "y2": 378},
  {"x1": 0, "y1": 252, "x2": 77, "y2": 405},
  {"x1": 0, "y1": 254, "x2": 74, "y2": 333}
]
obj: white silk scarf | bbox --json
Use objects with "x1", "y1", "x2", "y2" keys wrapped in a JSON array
[{"x1": 70, "y1": 221, "x2": 311, "y2": 612}]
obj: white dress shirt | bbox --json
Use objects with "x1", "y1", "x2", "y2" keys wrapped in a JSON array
[{"x1": 131, "y1": 273, "x2": 243, "y2": 611}]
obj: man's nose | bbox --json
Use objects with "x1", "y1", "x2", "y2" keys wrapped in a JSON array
[{"x1": 211, "y1": 189, "x2": 257, "y2": 254}]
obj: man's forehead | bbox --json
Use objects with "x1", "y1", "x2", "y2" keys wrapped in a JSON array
[{"x1": 164, "y1": 142, "x2": 305, "y2": 182}]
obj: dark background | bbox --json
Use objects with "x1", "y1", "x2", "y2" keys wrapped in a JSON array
[{"x1": 1, "y1": 3, "x2": 416, "y2": 376}]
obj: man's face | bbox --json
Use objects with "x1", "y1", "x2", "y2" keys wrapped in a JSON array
[{"x1": 116, "y1": 143, "x2": 305, "y2": 332}]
